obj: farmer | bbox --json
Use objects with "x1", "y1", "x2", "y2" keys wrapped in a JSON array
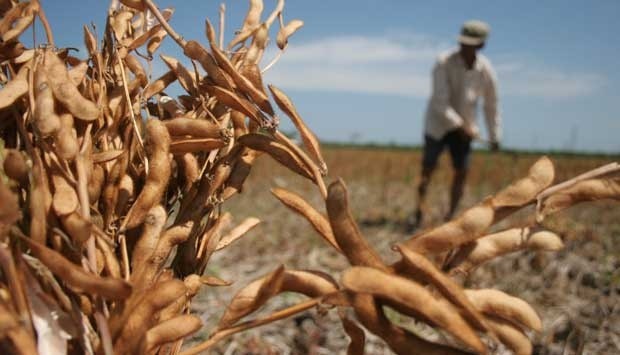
[{"x1": 411, "y1": 20, "x2": 501, "y2": 228}]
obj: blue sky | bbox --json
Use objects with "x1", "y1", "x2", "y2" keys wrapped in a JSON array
[{"x1": 38, "y1": 1, "x2": 620, "y2": 153}]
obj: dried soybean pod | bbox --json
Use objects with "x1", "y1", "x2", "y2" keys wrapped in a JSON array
[
  {"x1": 244, "y1": 23, "x2": 268, "y2": 64},
  {"x1": 44, "y1": 50, "x2": 99, "y2": 121},
  {"x1": 176, "y1": 152, "x2": 199, "y2": 192},
  {"x1": 87, "y1": 163, "x2": 105, "y2": 204},
  {"x1": 163, "y1": 118, "x2": 222, "y2": 138},
  {"x1": 215, "y1": 217, "x2": 260, "y2": 251},
  {"x1": 341, "y1": 315, "x2": 365, "y2": 355},
  {"x1": 67, "y1": 60, "x2": 89, "y2": 86},
  {"x1": 96, "y1": 235, "x2": 121, "y2": 278},
  {"x1": 20, "y1": 237, "x2": 131, "y2": 300},
  {"x1": 202, "y1": 84, "x2": 264, "y2": 125},
  {"x1": 464, "y1": 289, "x2": 542, "y2": 332},
  {"x1": 0, "y1": 302, "x2": 38, "y2": 355},
  {"x1": 403, "y1": 199, "x2": 495, "y2": 255},
  {"x1": 447, "y1": 228, "x2": 564, "y2": 275},
  {"x1": 271, "y1": 187, "x2": 340, "y2": 252},
  {"x1": 121, "y1": 119, "x2": 171, "y2": 231},
  {"x1": 230, "y1": 110, "x2": 248, "y2": 138},
  {"x1": 169, "y1": 137, "x2": 226, "y2": 154},
  {"x1": 238, "y1": 133, "x2": 314, "y2": 181},
  {"x1": 342, "y1": 267, "x2": 486, "y2": 354},
  {"x1": 540, "y1": 178, "x2": 620, "y2": 218},
  {"x1": 1, "y1": 1, "x2": 37, "y2": 43},
  {"x1": 486, "y1": 316, "x2": 532, "y2": 355},
  {"x1": 240, "y1": 63, "x2": 268, "y2": 96},
  {"x1": 276, "y1": 19, "x2": 304, "y2": 50},
  {"x1": 280, "y1": 269, "x2": 339, "y2": 297},
  {"x1": 3, "y1": 149, "x2": 28, "y2": 184},
  {"x1": 124, "y1": 53, "x2": 147, "y2": 86},
  {"x1": 269, "y1": 84, "x2": 327, "y2": 174},
  {"x1": 119, "y1": 0, "x2": 146, "y2": 11},
  {"x1": 83, "y1": 25, "x2": 97, "y2": 56},
  {"x1": 115, "y1": 173, "x2": 134, "y2": 216},
  {"x1": 218, "y1": 265, "x2": 285, "y2": 328},
  {"x1": 222, "y1": 148, "x2": 260, "y2": 200},
  {"x1": 92, "y1": 149, "x2": 125, "y2": 164},
  {"x1": 54, "y1": 112, "x2": 79, "y2": 160},
  {"x1": 113, "y1": 279, "x2": 187, "y2": 355},
  {"x1": 0, "y1": 60, "x2": 29, "y2": 109},
  {"x1": 183, "y1": 40, "x2": 234, "y2": 90},
  {"x1": 227, "y1": 0, "x2": 263, "y2": 49},
  {"x1": 131, "y1": 205, "x2": 166, "y2": 271},
  {"x1": 33, "y1": 66, "x2": 61, "y2": 137},
  {"x1": 147, "y1": 27, "x2": 168, "y2": 56},
  {"x1": 133, "y1": 221, "x2": 195, "y2": 291},
  {"x1": 0, "y1": 2, "x2": 29, "y2": 35},
  {"x1": 492, "y1": 156, "x2": 555, "y2": 209},
  {"x1": 139, "y1": 315, "x2": 203, "y2": 354},
  {"x1": 51, "y1": 168, "x2": 78, "y2": 217},
  {"x1": 206, "y1": 19, "x2": 274, "y2": 116},
  {"x1": 350, "y1": 294, "x2": 468, "y2": 355},
  {"x1": 394, "y1": 244, "x2": 491, "y2": 334},
  {"x1": 326, "y1": 179, "x2": 387, "y2": 270},
  {"x1": 29, "y1": 153, "x2": 51, "y2": 244},
  {"x1": 59, "y1": 211, "x2": 92, "y2": 245},
  {"x1": 142, "y1": 70, "x2": 177, "y2": 100},
  {"x1": 160, "y1": 54, "x2": 198, "y2": 95}
]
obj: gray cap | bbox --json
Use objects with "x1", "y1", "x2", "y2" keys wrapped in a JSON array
[{"x1": 458, "y1": 20, "x2": 490, "y2": 46}]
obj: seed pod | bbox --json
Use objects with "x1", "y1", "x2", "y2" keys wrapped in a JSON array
[
  {"x1": 244, "y1": 23, "x2": 268, "y2": 64},
  {"x1": 326, "y1": 179, "x2": 387, "y2": 270},
  {"x1": 59, "y1": 211, "x2": 92, "y2": 246},
  {"x1": 87, "y1": 163, "x2": 105, "y2": 205},
  {"x1": 67, "y1": 60, "x2": 89, "y2": 86},
  {"x1": 269, "y1": 84, "x2": 327, "y2": 175},
  {"x1": 540, "y1": 178, "x2": 620, "y2": 218},
  {"x1": 29, "y1": 154, "x2": 51, "y2": 244},
  {"x1": 402, "y1": 199, "x2": 495, "y2": 255},
  {"x1": 33, "y1": 66, "x2": 61, "y2": 137},
  {"x1": 276, "y1": 19, "x2": 303, "y2": 50},
  {"x1": 230, "y1": 110, "x2": 248, "y2": 138},
  {"x1": 350, "y1": 293, "x2": 468, "y2": 355},
  {"x1": 341, "y1": 315, "x2": 365, "y2": 355},
  {"x1": 342, "y1": 266, "x2": 485, "y2": 354},
  {"x1": 121, "y1": 119, "x2": 171, "y2": 231},
  {"x1": 0, "y1": 178, "x2": 20, "y2": 232},
  {"x1": 240, "y1": 63, "x2": 268, "y2": 96},
  {"x1": 124, "y1": 53, "x2": 147, "y2": 86},
  {"x1": 142, "y1": 70, "x2": 177, "y2": 100},
  {"x1": 176, "y1": 152, "x2": 199, "y2": 192},
  {"x1": 139, "y1": 315, "x2": 202, "y2": 354},
  {"x1": 83, "y1": 25, "x2": 97, "y2": 56},
  {"x1": 202, "y1": 84, "x2": 264, "y2": 125},
  {"x1": 1, "y1": 1, "x2": 38, "y2": 43},
  {"x1": 0, "y1": 40, "x2": 25, "y2": 62},
  {"x1": 163, "y1": 118, "x2": 222, "y2": 138},
  {"x1": 394, "y1": 244, "x2": 491, "y2": 335},
  {"x1": 271, "y1": 187, "x2": 340, "y2": 252},
  {"x1": 43, "y1": 50, "x2": 99, "y2": 121},
  {"x1": 3, "y1": 149, "x2": 28, "y2": 184},
  {"x1": 147, "y1": 27, "x2": 168, "y2": 56},
  {"x1": 54, "y1": 112, "x2": 79, "y2": 161},
  {"x1": 21, "y1": 237, "x2": 131, "y2": 300},
  {"x1": 465, "y1": 289, "x2": 542, "y2": 333},
  {"x1": 486, "y1": 316, "x2": 532, "y2": 355},
  {"x1": 238, "y1": 133, "x2": 314, "y2": 181},
  {"x1": 113, "y1": 279, "x2": 187, "y2": 354},
  {"x1": 183, "y1": 40, "x2": 234, "y2": 90},
  {"x1": 219, "y1": 265, "x2": 285, "y2": 328},
  {"x1": 206, "y1": 19, "x2": 274, "y2": 116},
  {"x1": 92, "y1": 149, "x2": 125, "y2": 164},
  {"x1": 447, "y1": 227, "x2": 564, "y2": 275},
  {"x1": 227, "y1": 0, "x2": 263, "y2": 49},
  {"x1": 215, "y1": 217, "x2": 260, "y2": 251},
  {"x1": 169, "y1": 137, "x2": 227, "y2": 154},
  {"x1": 222, "y1": 148, "x2": 260, "y2": 200},
  {"x1": 160, "y1": 54, "x2": 198, "y2": 95},
  {"x1": 0, "y1": 59, "x2": 29, "y2": 110},
  {"x1": 131, "y1": 205, "x2": 166, "y2": 272},
  {"x1": 492, "y1": 156, "x2": 555, "y2": 209},
  {"x1": 119, "y1": 0, "x2": 146, "y2": 11},
  {"x1": 51, "y1": 169, "x2": 79, "y2": 217},
  {"x1": 96, "y1": 235, "x2": 121, "y2": 278}
]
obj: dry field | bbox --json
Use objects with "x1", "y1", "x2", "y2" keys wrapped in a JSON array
[{"x1": 193, "y1": 147, "x2": 620, "y2": 354}]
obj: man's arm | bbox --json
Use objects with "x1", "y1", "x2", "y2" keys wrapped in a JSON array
[
  {"x1": 429, "y1": 59, "x2": 465, "y2": 132},
  {"x1": 483, "y1": 62, "x2": 501, "y2": 148}
]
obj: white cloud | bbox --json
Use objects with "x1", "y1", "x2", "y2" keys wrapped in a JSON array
[{"x1": 263, "y1": 33, "x2": 604, "y2": 99}]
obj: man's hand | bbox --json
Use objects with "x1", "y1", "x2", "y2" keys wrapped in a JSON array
[
  {"x1": 453, "y1": 127, "x2": 472, "y2": 142},
  {"x1": 489, "y1": 141, "x2": 500, "y2": 152}
]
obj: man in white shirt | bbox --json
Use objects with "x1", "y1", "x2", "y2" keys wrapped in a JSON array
[{"x1": 411, "y1": 20, "x2": 501, "y2": 228}]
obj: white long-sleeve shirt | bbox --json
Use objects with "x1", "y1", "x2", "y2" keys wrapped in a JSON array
[{"x1": 424, "y1": 49, "x2": 501, "y2": 143}]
